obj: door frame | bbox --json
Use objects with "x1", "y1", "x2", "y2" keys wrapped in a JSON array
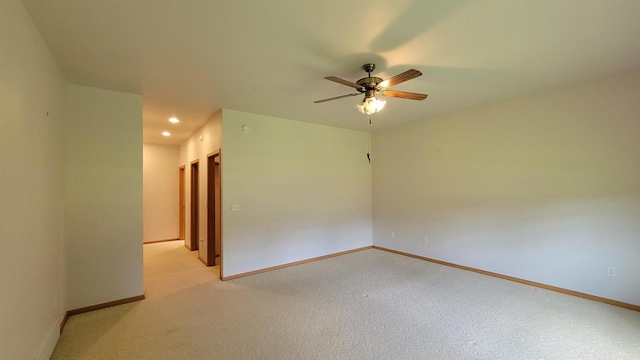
[
  {"x1": 188, "y1": 159, "x2": 199, "y2": 251},
  {"x1": 205, "y1": 150, "x2": 222, "y2": 267},
  {"x1": 178, "y1": 165, "x2": 185, "y2": 240}
]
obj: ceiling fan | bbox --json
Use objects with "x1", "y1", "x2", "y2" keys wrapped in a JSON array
[{"x1": 314, "y1": 63, "x2": 428, "y2": 116}]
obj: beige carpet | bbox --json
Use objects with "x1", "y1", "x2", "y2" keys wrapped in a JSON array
[{"x1": 52, "y1": 241, "x2": 640, "y2": 359}]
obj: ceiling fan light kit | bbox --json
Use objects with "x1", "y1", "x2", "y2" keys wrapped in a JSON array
[
  {"x1": 315, "y1": 63, "x2": 428, "y2": 120},
  {"x1": 356, "y1": 96, "x2": 386, "y2": 115}
]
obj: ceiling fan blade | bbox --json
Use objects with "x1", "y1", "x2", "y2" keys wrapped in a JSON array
[
  {"x1": 380, "y1": 90, "x2": 428, "y2": 101},
  {"x1": 313, "y1": 93, "x2": 361, "y2": 104},
  {"x1": 325, "y1": 76, "x2": 364, "y2": 91},
  {"x1": 381, "y1": 69, "x2": 422, "y2": 88}
]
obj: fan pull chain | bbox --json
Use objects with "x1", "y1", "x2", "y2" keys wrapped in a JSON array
[
  {"x1": 368, "y1": 115, "x2": 371, "y2": 125},
  {"x1": 367, "y1": 133, "x2": 371, "y2": 164}
]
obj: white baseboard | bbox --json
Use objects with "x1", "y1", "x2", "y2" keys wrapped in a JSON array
[{"x1": 35, "y1": 314, "x2": 64, "y2": 360}]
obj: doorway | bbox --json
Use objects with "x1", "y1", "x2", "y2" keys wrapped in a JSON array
[
  {"x1": 178, "y1": 166, "x2": 185, "y2": 240},
  {"x1": 189, "y1": 160, "x2": 199, "y2": 251},
  {"x1": 205, "y1": 151, "x2": 222, "y2": 266}
]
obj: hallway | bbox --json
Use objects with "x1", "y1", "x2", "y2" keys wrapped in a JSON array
[{"x1": 144, "y1": 241, "x2": 220, "y2": 299}]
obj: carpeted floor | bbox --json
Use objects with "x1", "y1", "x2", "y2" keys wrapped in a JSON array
[{"x1": 52, "y1": 241, "x2": 640, "y2": 359}]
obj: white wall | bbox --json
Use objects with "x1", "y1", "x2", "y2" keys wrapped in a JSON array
[
  {"x1": 178, "y1": 112, "x2": 222, "y2": 260},
  {"x1": 222, "y1": 110, "x2": 372, "y2": 277},
  {"x1": 65, "y1": 84, "x2": 144, "y2": 310},
  {"x1": 372, "y1": 69, "x2": 640, "y2": 306},
  {"x1": 0, "y1": 1, "x2": 67, "y2": 359},
  {"x1": 143, "y1": 144, "x2": 179, "y2": 242}
]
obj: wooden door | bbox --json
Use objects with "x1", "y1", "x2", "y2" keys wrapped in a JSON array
[
  {"x1": 179, "y1": 166, "x2": 185, "y2": 240},
  {"x1": 189, "y1": 161, "x2": 199, "y2": 251}
]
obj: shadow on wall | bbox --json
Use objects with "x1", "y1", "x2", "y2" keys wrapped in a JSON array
[{"x1": 377, "y1": 195, "x2": 639, "y2": 303}]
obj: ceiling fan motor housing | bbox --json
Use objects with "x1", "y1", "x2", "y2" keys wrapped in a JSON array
[{"x1": 356, "y1": 77, "x2": 383, "y2": 98}]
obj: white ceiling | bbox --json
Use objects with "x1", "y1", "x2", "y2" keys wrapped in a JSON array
[{"x1": 22, "y1": 0, "x2": 640, "y2": 145}]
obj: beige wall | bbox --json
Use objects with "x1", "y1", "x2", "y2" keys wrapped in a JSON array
[
  {"x1": 178, "y1": 112, "x2": 223, "y2": 262},
  {"x1": 372, "y1": 69, "x2": 640, "y2": 305},
  {"x1": 143, "y1": 144, "x2": 179, "y2": 242},
  {"x1": 0, "y1": 1, "x2": 67, "y2": 359},
  {"x1": 65, "y1": 84, "x2": 144, "y2": 310},
  {"x1": 222, "y1": 110, "x2": 372, "y2": 277}
]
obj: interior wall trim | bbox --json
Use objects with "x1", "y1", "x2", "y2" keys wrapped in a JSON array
[
  {"x1": 59, "y1": 312, "x2": 70, "y2": 333},
  {"x1": 372, "y1": 245, "x2": 640, "y2": 312},
  {"x1": 143, "y1": 238, "x2": 180, "y2": 244},
  {"x1": 222, "y1": 246, "x2": 373, "y2": 281},
  {"x1": 60, "y1": 294, "x2": 146, "y2": 333}
]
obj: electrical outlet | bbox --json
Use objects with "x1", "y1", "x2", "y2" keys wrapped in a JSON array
[
  {"x1": 424, "y1": 236, "x2": 429, "y2": 244},
  {"x1": 391, "y1": 232, "x2": 395, "y2": 238},
  {"x1": 607, "y1": 266, "x2": 616, "y2": 277},
  {"x1": 266, "y1": 244, "x2": 272, "y2": 252},
  {"x1": 231, "y1": 204, "x2": 240, "y2": 211}
]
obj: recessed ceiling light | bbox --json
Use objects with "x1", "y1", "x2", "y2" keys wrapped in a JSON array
[
  {"x1": 162, "y1": 131, "x2": 171, "y2": 136},
  {"x1": 169, "y1": 117, "x2": 180, "y2": 123}
]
